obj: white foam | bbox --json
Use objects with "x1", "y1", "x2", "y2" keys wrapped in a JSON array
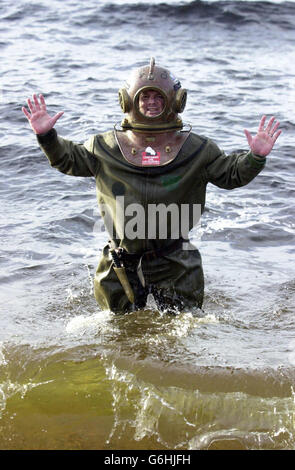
[
  {"x1": 195, "y1": 313, "x2": 220, "y2": 324},
  {"x1": 0, "y1": 342, "x2": 7, "y2": 366},
  {"x1": 65, "y1": 310, "x2": 115, "y2": 336}
]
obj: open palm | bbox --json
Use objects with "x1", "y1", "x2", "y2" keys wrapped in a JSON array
[
  {"x1": 244, "y1": 116, "x2": 281, "y2": 157},
  {"x1": 22, "y1": 94, "x2": 64, "y2": 135}
]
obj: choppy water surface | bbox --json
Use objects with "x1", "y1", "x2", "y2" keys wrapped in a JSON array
[{"x1": 0, "y1": 0, "x2": 295, "y2": 450}]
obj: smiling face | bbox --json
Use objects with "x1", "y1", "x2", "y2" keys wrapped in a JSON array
[{"x1": 138, "y1": 89, "x2": 165, "y2": 117}]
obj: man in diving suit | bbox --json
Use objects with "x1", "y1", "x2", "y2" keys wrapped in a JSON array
[{"x1": 22, "y1": 58, "x2": 281, "y2": 314}]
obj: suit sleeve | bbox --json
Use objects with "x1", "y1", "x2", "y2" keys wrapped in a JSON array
[
  {"x1": 37, "y1": 128, "x2": 100, "y2": 177},
  {"x1": 204, "y1": 139, "x2": 266, "y2": 189}
]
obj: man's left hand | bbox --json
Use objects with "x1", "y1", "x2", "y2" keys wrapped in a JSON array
[{"x1": 244, "y1": 115, "x2": 282, "y2": 157}]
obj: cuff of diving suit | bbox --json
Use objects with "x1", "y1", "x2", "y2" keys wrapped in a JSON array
[
  {"x1": 36, "y1": 128, "x2": 57, "y2": 145},
  {"x1": 247, "y1": 151, "x2": 266, "y2": 169}
]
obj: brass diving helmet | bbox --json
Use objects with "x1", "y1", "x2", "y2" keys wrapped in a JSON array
[{"x1": 118, "y1": 57, "x2": 187, "y2": 132}]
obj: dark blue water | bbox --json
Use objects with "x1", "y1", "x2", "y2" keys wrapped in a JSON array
[{"x1": 0, "y1": 0, "x2": 295, "y2": 450}]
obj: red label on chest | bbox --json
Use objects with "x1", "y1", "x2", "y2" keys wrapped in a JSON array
[{"x1": 142, "y1": 151, "x2": 161, "y2": 166}]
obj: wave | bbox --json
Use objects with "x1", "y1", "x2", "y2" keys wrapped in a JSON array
[
  {"x1": 2, "y1": 1, "x2": 295, "y2": 33},
  {"x1": 99, "y1": 0, "x2": 295, "y2": 29},
  {"x1": 1, "y1": 340, "x2": 294, "y2": 449}
]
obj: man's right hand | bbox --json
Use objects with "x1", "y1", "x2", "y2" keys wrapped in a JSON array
[{"x1": 22, "y1": 94, "x2": 64, "y2": 135}]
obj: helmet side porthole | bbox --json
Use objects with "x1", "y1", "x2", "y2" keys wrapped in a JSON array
[
  {"x1": 118, "y1": 88, "x2": 131, "y2": 113},
  {"x1": 174, "y1": 89, "x2": 187, "y2": 114}
]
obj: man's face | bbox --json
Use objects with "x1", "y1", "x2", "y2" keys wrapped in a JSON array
[{"x1": 138, "y1": 90, "x2": 165, "y2": 117}]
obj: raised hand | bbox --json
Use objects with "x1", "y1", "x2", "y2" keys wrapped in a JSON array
[
  {"x1": 22, "y1": 94, "x2": 64, "y2": 135},
  {"x1": 244, "y1": 116, "x2": 281, "y2": 157}
]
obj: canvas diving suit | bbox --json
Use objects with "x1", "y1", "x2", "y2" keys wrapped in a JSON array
[{"x1": 37, "y1": 58, "x2": 266, "y2": 313}]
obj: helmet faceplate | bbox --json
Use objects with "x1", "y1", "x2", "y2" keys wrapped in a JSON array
[{"x1": 118, "y1": 58, "x2": 187, "y2": 131}]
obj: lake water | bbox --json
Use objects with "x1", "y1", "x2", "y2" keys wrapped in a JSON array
[{"x1": 0, "y1": 0, "x2": 295, "y2": 450}]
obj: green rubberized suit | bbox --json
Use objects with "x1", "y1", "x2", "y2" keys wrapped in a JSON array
[{"x1": 37, "y1": 127, "x2": 265, "y2": 313}]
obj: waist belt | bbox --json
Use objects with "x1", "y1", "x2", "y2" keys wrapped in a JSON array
[
  {"x1": 112, "y1": 238, "x2": 185, "y2": 288},
  {"x1": 120, "y1": 237, "x2": 185, "y2": 264}
]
